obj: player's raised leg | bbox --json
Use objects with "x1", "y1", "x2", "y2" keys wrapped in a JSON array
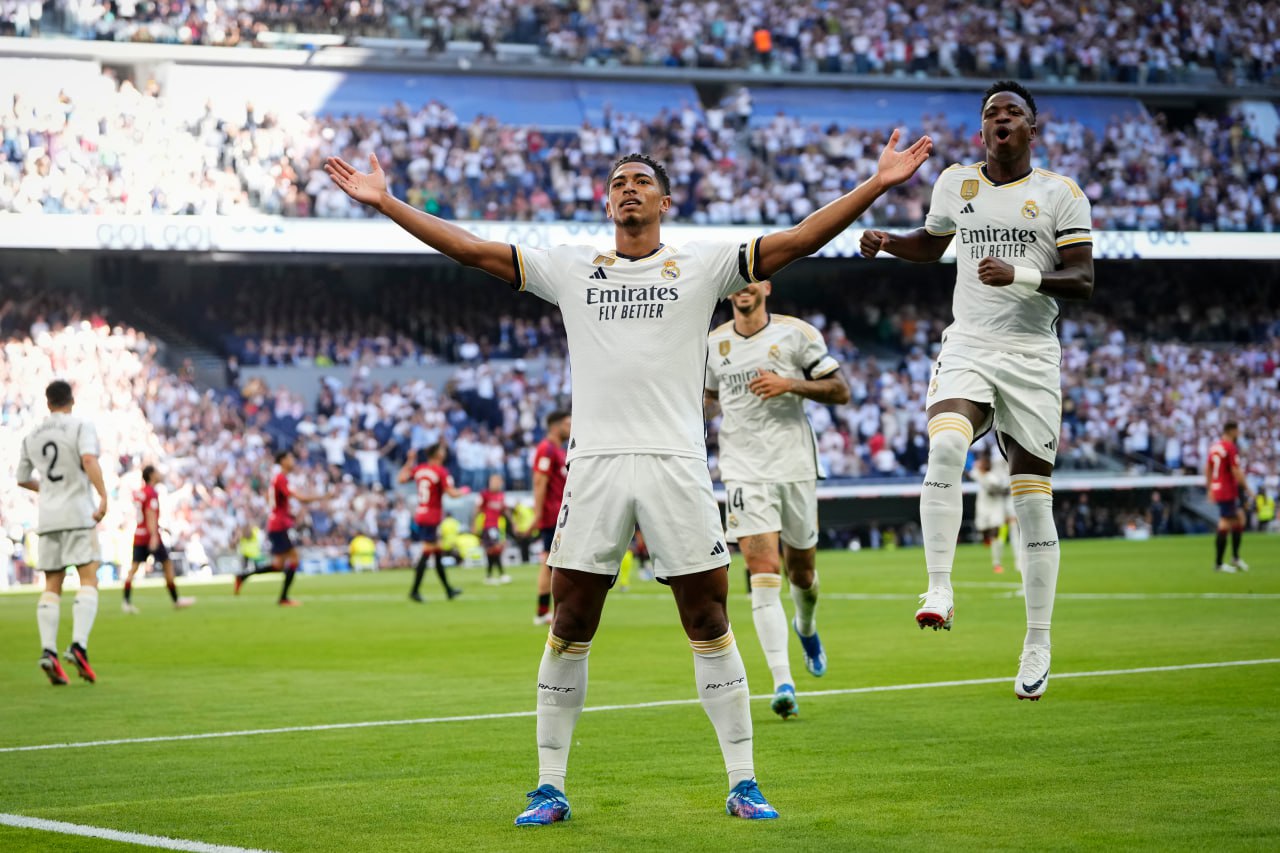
[
  {"x1": 1006, "y1": 436, "x2": 1057, "y2": 700},
  {"x1": 917, "y1": 400, "x2": 986, "y2": 630},
  {"x1": 515, "y1": 568, "x2": 610, "y2": 826},
  {"x1": 741, "y1": 532, "x2": 797, "y2": 719}
]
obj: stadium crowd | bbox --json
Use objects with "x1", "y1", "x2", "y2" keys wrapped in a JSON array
[
  {"x1": 1, "y1": 1, "x2": 1276, "y2": 84},
  {"x1": 5, "y1": 266, "x2": 1276, "y2": 581},
  {"x1": 3, "y1": 72, "x2": 1279, "y2": 235}
]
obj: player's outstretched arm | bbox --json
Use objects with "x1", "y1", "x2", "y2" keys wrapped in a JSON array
[
  {"x1": 859, "y1": 227, "x2": 953, "y2": 263},
  {"x1": 325, "y1": 154, "x2": 516, "y2": 283},
  {"x1": 755, "y1": 129, "x2": 932, "y2": 279},
  {"x1": 978, "y1": 243, "x2": 1094, "y2": 301}
]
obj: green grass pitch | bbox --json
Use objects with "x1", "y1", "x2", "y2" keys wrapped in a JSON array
[{"x1": 1, "y1": 535, "x2": 1278, "y2": 851}]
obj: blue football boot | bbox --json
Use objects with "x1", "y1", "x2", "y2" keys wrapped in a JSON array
[
  {"x1": 726, "y1": 779, "x2": 779, "y2": 820},
  {"x1": 514, "y1": 784, "x2": 571, "y2": 826}
]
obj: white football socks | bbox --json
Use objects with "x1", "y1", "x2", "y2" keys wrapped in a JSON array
[
  {"x1": 749, "y1": 574, "x2": 792, "y2": 689},
  {"x1": 37, "y1": 591, "x2": 60, "y2": 652},
  {"x1": 790, "y1": 570, "x2": 819, "y2": 637},
  {"x1": 691, "y1": 630, "x2": 754, "y2": 788},
  {"x1": 1012, "y1": 475, "x2": 1059, "y2": 648},
  {"x1": 536, "y1": 634, "x2": 590, "y2": 792},
  {"x1": 991, "y1": 535, "x2": 1004, "y2": 568},
  {"x1": 921, "y1": 414, "x2": 973, "y2": 593},
  {"x1": 72, "y1": 586, "x2": 98, "y2": 649}
]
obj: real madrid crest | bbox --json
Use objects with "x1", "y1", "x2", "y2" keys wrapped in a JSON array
[
  {"x1": 960, "y1": 179, "x2": 979, "y2": 200},
  {"x1": 662, "y1": 260, "x2": 681, "y2": 280},
  {"x1": 551, "y1": 533, "x2": 562, "y2": 553},
  {"x1": 719, "y1": 340, "x2": 731, "y2": 357},
  {"x1": 728, "y1": 514, "x2": 739, "y2": 528},
  {"x1": 1022, "y1": 199, "x2": 1039, "y2": 220},
  {"x1": 768, "y1": 344, "x2": 781, "y2": 361}
]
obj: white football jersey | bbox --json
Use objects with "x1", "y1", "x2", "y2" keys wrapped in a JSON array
[
  {"x1": 514, "y1": 239, "x2": 761, "y2": 462},
  {"x1": 925, "y1": 163, "x2": 1093, "y2": 357},
  {"x1": 17, "y1": 413, "x2": 101, "y2": 533},
  {"x1": 706, "y1": 315, "x2": 839, "y2": 483}
]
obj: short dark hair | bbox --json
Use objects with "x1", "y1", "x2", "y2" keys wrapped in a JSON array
[
  {"x1": 274, "y1": 449, "x2": 292, "y2": 464},
  {"x1": 426, "y1": 442, "x2": 446, "y2": 462},
  {"x1": 45, "y1": 380, "x2": 73, "y2": 408},
  {"x1": 142, "y1": 464, "x2": 157, "y2": 484},
  {"x1": 609, "y1": 153, "x2": 671, "y2": 195},
  {"x1": 1225, "y1": 421, "x2": 1239, "y2": 433},
  {"x1": 982, "y1": 80, "x2": 1037, "y2": 122},
  {"x1": 546, "y1": 410, "x2": 571, "y2": 429}
]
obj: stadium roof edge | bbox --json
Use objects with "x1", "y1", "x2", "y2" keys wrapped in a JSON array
[{"x1": 0, "y1": 36, "x2": 1275, "y2": 102}]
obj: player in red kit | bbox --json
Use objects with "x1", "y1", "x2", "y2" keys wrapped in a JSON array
[
  {"x1": 479, "y1": 473, "x2": 512, "y2": 584},
  {"x1": 530, "y1": 410, "x2": 570, "y2": 625},
  {"x1": 235, "y1": 450, "x2": 326, "y2": 605},
  {"x1": 400, "y1": 443, "x2": 469, "y2": 602},
  {"x1": 1207, "y1": 421, "x2": 1250, "y2": 573},
  {"x1": 123, "y1": 465, "x2": 195, "y2": 613}
]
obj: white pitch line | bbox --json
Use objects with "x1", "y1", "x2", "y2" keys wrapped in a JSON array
[
  {"x1": 822, "y1": 592, "x2": 1280, "y2": 601},
  {"x1": 0, "y1": 813, "x2": 277, "y2": 853},
  {"x1": 3, "y1": 658, "x2": 1277, "y2": 756}
]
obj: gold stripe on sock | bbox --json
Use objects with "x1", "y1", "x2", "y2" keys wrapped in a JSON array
[
  {"x1": 749, "y1": 574, "x2": 783, "y2": 588},
  {"x1": 690, "y1": 631, "x2": 735, "y2": 654},
  {"x1": 547, "y1": 634, "x2": 591, "y2": 657}
]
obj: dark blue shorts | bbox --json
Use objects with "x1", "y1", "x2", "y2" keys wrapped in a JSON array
[
  {"x1": 1217, "y1": 498, "x2": 1241, "y2": 519},
  {"x1": 540, "y1": 528, "x2": 555, "y2": 553},
  {"x1": 411, "y1": 522, "x2": 439, "y2": 544},
  {"x1": 268, "y1": 530, "x2": 295, "y2": 555}
]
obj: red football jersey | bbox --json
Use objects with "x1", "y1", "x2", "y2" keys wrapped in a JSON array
[
  {"x1": 1207, "y1": 439, "x2": 1240, "y2": 502},
  {"x1": 134, "y1": 484, "x2": 159, "y2": 546},
  {"x1": 532, "y1": 439, "x2": 567, "y2": 529},
  {"x1": 479, "y1": 489, "x2": 506, "y2": 528},
  {"x1": 413, "y1": 463, "x2": 452, "y2": 527},
  {"x1": 267, "y1": 470, "x2": 295, "y2": 533}
]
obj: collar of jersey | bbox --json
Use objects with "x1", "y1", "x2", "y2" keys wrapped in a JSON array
[
  {"x1": 613, "y1": 243, "x2": 666, "y2": 262},
  {"x1": 978, "y1": 163, "x2": 1034, "y2": 187},
  {"x1": 732, "y1": 312, "x2": 772, "y2": 339}
]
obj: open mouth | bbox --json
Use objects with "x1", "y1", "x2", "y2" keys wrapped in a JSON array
[
  {"x1": 619, "y1": 199, "x2": 641, "y2": 208},
  {"x1": 995, "y1": 126, "x2": 1012, "y2": 142}
]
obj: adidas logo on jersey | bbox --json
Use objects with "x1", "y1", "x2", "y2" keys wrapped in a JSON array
[
  {"x1": 1044, "y1": 438, "x2": 1058, "y2": 451},
  {"x1": 709, "y1": 541, "x2": 726, "y2": 557},
  {"x1": 589, "y1": 267, "x2": 608, "y2": 280},
  {"x1": 720, "y1": 358, "x2": 731, "y2": 366},
  {"x1": 960, "y1": 202, "x2": 975, "y2": 214}
]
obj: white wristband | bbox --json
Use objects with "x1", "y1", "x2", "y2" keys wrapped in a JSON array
[{"x1": 1011, "y1": 265, "x2": 1043, "y2": 293}]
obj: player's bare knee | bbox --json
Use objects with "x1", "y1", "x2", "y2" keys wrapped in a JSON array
[
  {"x1": 679, "y1": 603, "x2": 730, "y2": 642},
  {"x1": 783, "y1": 546, "x2": 816, "y2": 587}
]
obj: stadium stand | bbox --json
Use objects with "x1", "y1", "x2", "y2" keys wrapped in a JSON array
[
  {"x1": 2, "y1": 67, "x2": 1277, "y2": 231},
  {"x1": 2, "y1": 1, "x2": 1276, "y2": 84}
]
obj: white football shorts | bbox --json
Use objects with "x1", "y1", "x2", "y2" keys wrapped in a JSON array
[
  {"x1": 547, "y1": 454, "x2": 729, "y2": 580},
  {"x1": 722, "y1": 480, "x2": 819, "y2": 549},
  {"x1": 37, "y1": 528, "x2": 100, "y2": 571},
  {"x1": 927, "y1": 340, "x2": 1062, "y2": 465}
]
